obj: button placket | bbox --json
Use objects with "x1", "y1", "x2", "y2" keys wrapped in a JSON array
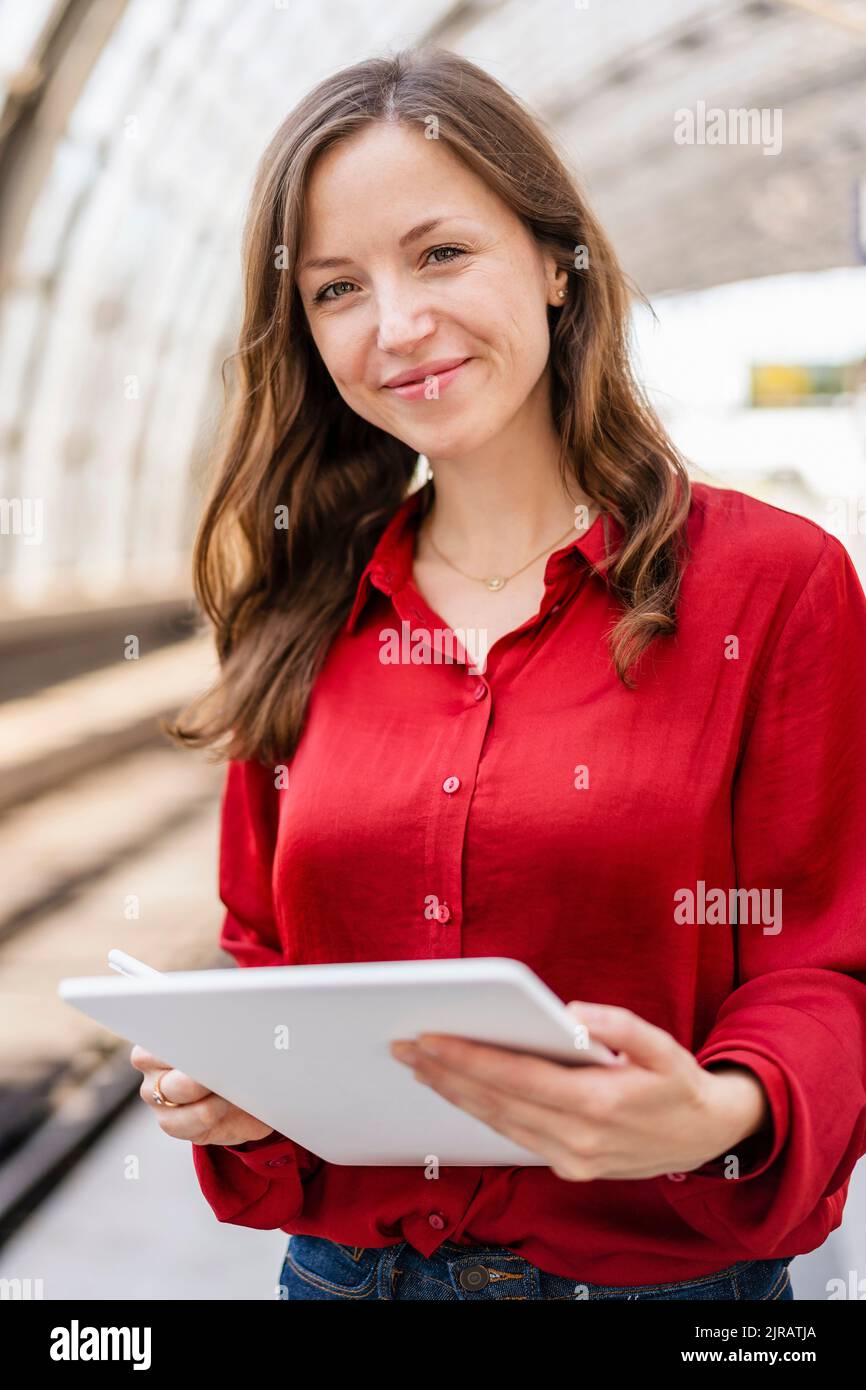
[
  {"x1": 422, "y1": 685, "x2": 491, "y2": 954},
  {"x1": 389, "y1": 584, "x2": 492, "y2": 957}
]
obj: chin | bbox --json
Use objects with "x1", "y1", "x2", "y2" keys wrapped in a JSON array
[{"x1": 405, "y1": 419, "x2": 503, "y2": 462}]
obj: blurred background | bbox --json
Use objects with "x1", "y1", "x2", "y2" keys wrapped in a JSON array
[{"x1": 1, "y1": 0, "x2": 865, "y2": 1300}]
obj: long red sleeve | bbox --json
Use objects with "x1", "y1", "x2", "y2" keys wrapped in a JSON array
[{"x1": 659, "y1": 531, "x2": 866, "y2": 1252}]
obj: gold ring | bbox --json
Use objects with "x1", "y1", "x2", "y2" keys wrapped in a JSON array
[{"x1": 152, "y1": 1070, "x2": 180, "y2": 1107}]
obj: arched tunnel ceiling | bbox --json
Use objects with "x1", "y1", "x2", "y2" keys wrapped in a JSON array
[{"x1": 0, "y1": 0, "x2": 863, "y2": 598}]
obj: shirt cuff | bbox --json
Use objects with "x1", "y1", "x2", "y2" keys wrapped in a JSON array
[
  {"x1": 662, "y1": 1048, "x2": 790, "y2": 1189},
  {"x1": 221, "y1": 1132, "x2": 321, "y2": 1177},
  {"x1": 192, "y1": 1132, "x2": 321, "y2": 1227}
]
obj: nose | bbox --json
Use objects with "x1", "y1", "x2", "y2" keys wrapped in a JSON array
[{"x1": 375, "y1": 282, "x2": 437, "y2": 356}]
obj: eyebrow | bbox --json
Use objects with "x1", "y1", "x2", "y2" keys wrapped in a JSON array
[{"x1": 298, "y1": 217, "x2": 458, "y2": 273}]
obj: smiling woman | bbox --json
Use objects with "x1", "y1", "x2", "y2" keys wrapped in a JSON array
[
  {"x1": 165, "y1": 44, "x2": 692, "y2": 766},
  {"x1": 139, "y1": 45, "x2": 866, "y2": 1303}
]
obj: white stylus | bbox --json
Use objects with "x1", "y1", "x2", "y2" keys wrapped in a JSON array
[{"x1": 107, "y1": 949, "x2": 162, "y2": 978}]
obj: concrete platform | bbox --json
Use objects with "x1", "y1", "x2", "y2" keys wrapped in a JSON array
[{"x1": 0, "y1": 1093, "x2": 289, "y2": 1300}]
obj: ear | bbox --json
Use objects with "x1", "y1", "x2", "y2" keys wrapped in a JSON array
[{"x1": 543, "y1": 254, "x2": 569, "y2": 307}]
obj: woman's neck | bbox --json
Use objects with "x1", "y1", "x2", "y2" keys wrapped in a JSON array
[{"x1": 416, "y1": 454, "x2": 597, "y2": 575}]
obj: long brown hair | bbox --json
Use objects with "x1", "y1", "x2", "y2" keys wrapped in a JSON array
[{"x1": 166, "y1": 46, "x2": 692, "y2": 766}]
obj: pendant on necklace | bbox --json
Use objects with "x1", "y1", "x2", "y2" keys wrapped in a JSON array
[{"x1": 485, "y1": 575, "x2": 505, "y2": 591}]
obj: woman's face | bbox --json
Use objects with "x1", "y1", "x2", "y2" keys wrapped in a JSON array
[{"x1": 295, "y1": 121, "x2": 564, "y2": 462}]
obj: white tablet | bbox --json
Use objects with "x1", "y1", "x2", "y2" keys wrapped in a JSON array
[{"x1": 58, "y1": 955, "x2": 618, "y2": 1166}]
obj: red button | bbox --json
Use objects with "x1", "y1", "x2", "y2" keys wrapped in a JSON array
[
  {"x1": 442, "y1": 776, "x2": 460, "y2": 794},
  {"x1": 666, "y1": 1172, "x2": 687, "y2": 1182},
  {"x1": 473, "y1": 683, "x2": 487, "y2": 700},
  {"x1": 428, "y1": 1212, "x2": 446, "y2": 1230},
  {"x1": 436, "y1": 902, "x2": 452, "y2": 923},
  {"x1": 266, "y1": 1156, "x2": 293, "y2": 1168}
]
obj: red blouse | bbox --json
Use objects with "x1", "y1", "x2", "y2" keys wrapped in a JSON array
[{"x1": 191, "y1": 479, "x2": 866, "y2": 1284}]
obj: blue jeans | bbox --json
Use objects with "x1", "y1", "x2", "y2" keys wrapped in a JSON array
[{"x1": 278, "y1": 1235, "x2": 794, "y2": 1301}]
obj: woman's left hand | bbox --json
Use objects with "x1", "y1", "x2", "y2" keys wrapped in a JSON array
[{"x1": 390, "y1": 1002, "x2": 769, "y2": 1180}]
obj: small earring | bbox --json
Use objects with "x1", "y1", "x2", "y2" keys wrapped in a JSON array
[{"x1": 557, "y1": 288, "x2": 567, "y2": 299}]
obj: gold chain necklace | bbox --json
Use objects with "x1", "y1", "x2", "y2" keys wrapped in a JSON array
[{"x1": 427, "y1": 515, "x2": 591, "y2": 592}]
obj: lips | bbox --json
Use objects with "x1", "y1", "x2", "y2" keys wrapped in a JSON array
[
  {"x1": 382, "y1": 357, "x2": 473, "y2": 401},
  {"x1": 383, "y1": 357, "x2": 470, "y2": 389}
]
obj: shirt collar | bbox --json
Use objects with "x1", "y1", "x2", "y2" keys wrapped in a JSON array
[{"x1": 345, "y1": 482, "x2": 625, "y2": 635}]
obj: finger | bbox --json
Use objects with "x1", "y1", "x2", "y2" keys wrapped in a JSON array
[
  {"x1": 414, "y1": 1064, "x2": 598, "y2": 1177},
  {"x1": 150, "y1": 1092, "x2": 229, "y2": 1142},
  {"x1": 404, "y1": 1035, "x2": 614, "y2": 1114},
  {"x1": 140, "y1": 1067, "x2": 211, "y2": 1106},
  {"x1": 130, "y1": 1043, "x2": 173, "y2": 1072},
  {"x1": 414, "y1": 1058, "x2": 586, "y2": 1140},
  {"x1": 565, "y1": 1003, "x2": 680, "y2": 1073},
  {"x1": 564, "y1": 1005, "x2": 629, "y2": 1066},
  {"x1": 410, "y1": 1050, "x2": 603, "y2": 1151}
]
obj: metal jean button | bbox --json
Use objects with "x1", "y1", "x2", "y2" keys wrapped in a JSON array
[{"x1": 458, "y1": 1264, "x2": 491, "y2": 1291}]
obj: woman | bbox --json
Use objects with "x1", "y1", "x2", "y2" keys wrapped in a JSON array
[{"x1": 131, "y1": 47, "x2": 866, "y2": 1301}]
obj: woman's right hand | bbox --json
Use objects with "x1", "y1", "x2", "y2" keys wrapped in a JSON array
[{"x1": 130, "y1": 1043, "x2": 275, "y2": 1146}]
